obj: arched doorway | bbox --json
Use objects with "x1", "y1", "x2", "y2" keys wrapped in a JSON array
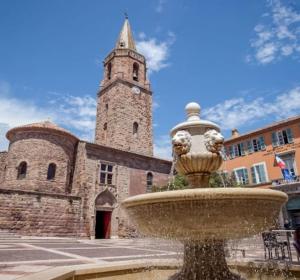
[
  {"x1": 286, "y1": 196, "x2": 300, "y2": 229},
  {"x1": 94, "y1": 189, "x2": 117, "y2": 239}
]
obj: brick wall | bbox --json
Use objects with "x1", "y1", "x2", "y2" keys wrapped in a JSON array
[
  {"x1": 0, "y1": 152, "x2": 7, "y2": 185},
  {"x1": 0, "y1": 189, "x2": 83, "y2": 237},
  {"x1": 5, "y1": 131, "x2": 76, "y2": 194}
]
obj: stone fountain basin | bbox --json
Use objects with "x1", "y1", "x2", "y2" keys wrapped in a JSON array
[{"x1": 122, "y1": 188, "x2": 287, "y2": 241}]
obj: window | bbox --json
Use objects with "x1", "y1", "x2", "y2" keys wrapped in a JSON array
[
  {"x1": 228, "y1": 145, "x2": 235, "y2": 159},
  {"x1": 100, "y1": 163, "x2": 113, "y2": 185},
  {"x1": 119, "y1": 40, "x2": 125, "y2": 48},
  {"x1": 234, "y1": 168, "x2": 249, "y2": 185},
  {"x1": 146, "y1": 172, "x2": 153, "y2": 192},
  {"x1": 107, "y1": 63, "x2": 112, "y2": 80},
  {"x1": 47, "y1": 163, "x2": 56, "y2": 180},
  {"x1": 227, "y1": 143, "x2": 245, "y2": 159},
  {"x1": 281, "y1": 154, "x2": 297, "y2": 177},
  {"x1": 17, "y1": 161, "x2": 27, "y2": 179},
  {"x1": 133, "y1": 63, "x2": 139, "y2": 81},
  {"x1": 234, "y1": 143, "x2": 245, "y2": 157},
  {"x1": 251, "y1": 163, "x2": 268, "y2": 184},
  {"x1": 133, "y1": 122, "x2": 138, "y2": 137},
  {"x1": 248, "y1": 136, "x2": 266, "y2": 153},
  {"x1": 272, "y1": 128, "x2": 293, "y2": 147},
  {"x1": 105, "y1": 103, "x2": 108, "y2": 110}
]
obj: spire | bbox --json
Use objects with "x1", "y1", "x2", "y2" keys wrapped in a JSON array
[{"x1": 115, "y1": 16, "x2": 136, "y2": 50}]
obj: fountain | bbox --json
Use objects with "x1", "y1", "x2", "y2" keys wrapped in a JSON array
[
  {"x1": 23, "y1": 102, "x2": 290, "y2": 280},
  {"x1": 122, "y1": 102, "x2": 288, "y2": 280}
]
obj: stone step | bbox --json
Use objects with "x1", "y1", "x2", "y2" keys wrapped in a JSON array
[{"x1": 0, "y1": 230, "x2": 21, "y2": 239}]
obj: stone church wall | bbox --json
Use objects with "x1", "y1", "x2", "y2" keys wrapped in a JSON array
[
  {"x1": 0, "y1": 189, "x2": 82, "y2": 237},
  {"x1": 5, "y1": 132, "x2": 76, "y2": 194},
  {"x1": 0, "y1": 152, "x2": 7, "y2": 185},
  {"x1": 83, "y1": 142, "x2": 171, "y2": 238}
]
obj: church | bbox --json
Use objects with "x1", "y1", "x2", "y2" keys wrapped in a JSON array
[{"x1": 0, "y1": 18, "x2": 171, "y2": 239}]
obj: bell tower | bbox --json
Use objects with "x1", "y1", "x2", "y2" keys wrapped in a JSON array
[{"x1": 95, "y1": 17, "x2": 153, "y2": 156}]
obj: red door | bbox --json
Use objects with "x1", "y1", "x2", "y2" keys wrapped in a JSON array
[{"x1": 103, "y1": 211, "x2": 112, "y2": 239}]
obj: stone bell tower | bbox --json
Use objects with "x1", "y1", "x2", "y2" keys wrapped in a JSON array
[{"x1": 95, "y1": 17, "x2": 153, "y2": 156}]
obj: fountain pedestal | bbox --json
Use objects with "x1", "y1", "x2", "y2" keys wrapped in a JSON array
[{"x1": 170, "y1": 241, "x2": 242, "y2": 280}]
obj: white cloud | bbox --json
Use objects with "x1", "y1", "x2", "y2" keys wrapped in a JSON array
[
  {"x1": 136, "y1": 32, "x2": 175, "y2": 73},
  {"x1": 202, "y1": 86, "x2": 300, "y2": 130},
  {"x1": 154, "y1": 134, "x2": 172, "y2": 160},
  {"x1": 248, "y1": 0, "x2": 300, "y2": 64},
  {"x1": 0, "y1": 81, "x2": 96, "y2": 150},
  {"x1": 156, "y1": 0, "x2": 167, "y2": 13}
]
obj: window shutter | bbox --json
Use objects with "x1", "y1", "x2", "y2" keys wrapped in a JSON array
[
  {"x1": 259, "y1": 136, "x2": 266, "y2": 150},
  {"x1": 234, "y1": 145, "x2": 239, "y2": 157},
  {"x1": 251, "y1": 166, "x2": 257, "y2": 184},
  {"x1": 247, "y1": 141, "x2": 253, "y2": 153},
  {"x1": 240, "y1": 143, "x2": 245, "y2": 155},
  {"x1": 229, "y1": 146, "x2": 234, "y2": 159},
  {"x1": 259, "y1": 164, "x2": 267, "y2": 183},
  {"x1": 271, "y1": 132, "x2": 278, "y2": 147},
  {"x1": 243, "y1": 168, "x2": 249, "y2": 184},
  {"x1": 286, "y1": 128, "x2": 294, "y2": 143}
]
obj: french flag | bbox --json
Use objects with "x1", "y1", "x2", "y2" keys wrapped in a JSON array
[{"x1": 275, "y1": 155, "x2": 286, "y2": 169}]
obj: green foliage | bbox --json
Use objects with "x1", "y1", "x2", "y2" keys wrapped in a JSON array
[
  {"x1": 209, "y1": 172, "x2": 239, "y2": 188},
  {"x1": 152, "y1": 174, "x2": 188, "y2": 192},
  {"x1": 152, "y1": 172, "x2": 240, "y2": 192}
]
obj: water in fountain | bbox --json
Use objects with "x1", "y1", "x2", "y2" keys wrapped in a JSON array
[
  {"x1": 122, "y1": 102, "x2": 288, "y2": 280},
  {"x1": 167, "y1": 154, "x2": 177, "y2": 190}
]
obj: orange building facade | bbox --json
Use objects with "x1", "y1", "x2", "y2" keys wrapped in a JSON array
[{"x1": 222, "y1": 115, "x2": 300, "y2": 187}]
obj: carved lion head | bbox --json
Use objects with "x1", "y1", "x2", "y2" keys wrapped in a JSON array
[
  {"x1": 204, "y1": 129, "x2": 224, "y2": 153},
  {"x1": 172, "y1": 130, "x2": 192, "y2": 156}
]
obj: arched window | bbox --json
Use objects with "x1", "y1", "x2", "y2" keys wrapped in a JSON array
[
  {"x1": 133, "y1": 122, "x2": 138, "y2": 137},
  {"x1": 17, "y1": 161, "x2": 27, "y2": 179},
  {"x1": 47, "y1": 163, "x2": 56, "y2": 180},
  {"x1": 146, "y1": 172, "x2": 153, "y2": 192},
  {"x1": 107, "y1": 63, "x2": 112, "y2": 80},
  {"x1": 133, "y1": 63, "x2": 139, "y2": 81}
]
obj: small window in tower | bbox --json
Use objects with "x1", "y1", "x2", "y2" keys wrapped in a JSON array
[
  {"x1": 133, "y1": 122, "x2": 139, "y2": 137},
  {"x1": 146, "y1": 172, "x2": 153, "y2": 192},
  {"x1": 133, "y1": 63, "x2": 139, "y2": 81},
  {"x1": 107, "y1": 63, "x2": 112, "y2": 80},
  {"x1": 119, "y1": 40, "x2": 125, "y2": 48},
  {"x1": 47, "y1": 163, "x2": 56, "y2": 180},
  {"x1": 105, "y1": 103, "x2": 108, "y2": 110},
  {"x1": 17, "y1": 161, "x2": 27, "y2": 180},
  {"x1": 103, "y1": 123, "x2": 107, "y2": 130}
]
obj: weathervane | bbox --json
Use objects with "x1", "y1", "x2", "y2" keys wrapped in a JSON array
[{"x1": 124, "y1": 12, "x2": 128, "y2": 19}]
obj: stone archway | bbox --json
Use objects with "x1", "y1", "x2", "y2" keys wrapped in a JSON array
[{"x1": 94, "y1": 189, "x2": 117, "y2": 239}]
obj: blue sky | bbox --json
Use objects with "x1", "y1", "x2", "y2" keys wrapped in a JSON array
[{"x1": 0, "y1": 0, "x2": 300, "y2": 158}]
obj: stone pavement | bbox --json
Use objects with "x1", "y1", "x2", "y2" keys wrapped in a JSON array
[{"x1": 0, "y1": 236, "x2": 299, "y2": 280}]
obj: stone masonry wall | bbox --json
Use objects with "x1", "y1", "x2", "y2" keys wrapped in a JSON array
[
  {"x1": 96, "y1": 82, "x2": 153, "y2": 156},
  {"x1": 0, "y1": 152, "x2": 7, "y2": 185},
  {"x1": 0, "y1": 189, "x2": 82, "y2": 237},
  {"x1": 83, "y1": 143, "x2": 171, "y2": 238},
  {"x1": 5, "y1": 131, "x2": 76, "y2": 194}
]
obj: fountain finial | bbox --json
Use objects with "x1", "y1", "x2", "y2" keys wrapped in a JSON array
[{"x1": 185, "y1": 102, "x2": 200, "y2": 121}]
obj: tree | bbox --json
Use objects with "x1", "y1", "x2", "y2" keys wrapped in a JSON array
[
  {"x1": 209, "y1": 172, "x2": 239, "y2": 188},
  {"x1": 153, "y1": 172, "x2": 239, "y2": 192}
]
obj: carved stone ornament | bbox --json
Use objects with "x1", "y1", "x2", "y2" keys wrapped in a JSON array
[
  {"x1": 204, "y1": 129, "x2": 224, "y2": 154},
  {"x1": 172, "y1": 130, "x2": 192, "y2": 156}
]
